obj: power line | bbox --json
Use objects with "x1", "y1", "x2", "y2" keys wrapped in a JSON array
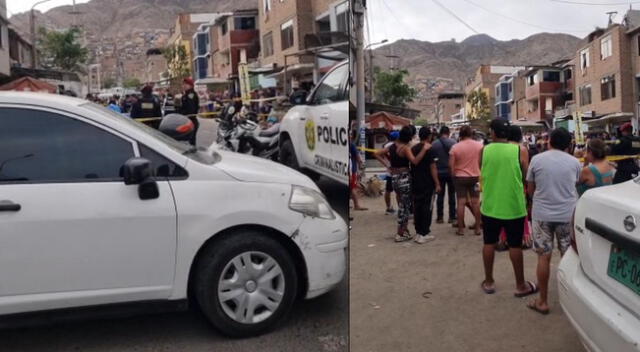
[
  {"x1": 431, "y1": 0, "x2": 479, "y2": 34},
  {"x1": 379, "y1": 0, "x2": 422, "y2": 33},
  {"x1": 550, "y1": 0, "x2": 640, "y2": 5},
  {"x1": 462, "y1": 0, "x2": 590, "y2": 33}
]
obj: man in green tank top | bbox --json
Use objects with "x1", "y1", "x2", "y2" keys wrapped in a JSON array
[{"x1": 479, "y1": 119, "x2": 538, "y2": 297}]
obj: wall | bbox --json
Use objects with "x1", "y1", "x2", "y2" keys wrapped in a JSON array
[{"x1": 0, "y1": 0, "x2": 9, "y2": 77}]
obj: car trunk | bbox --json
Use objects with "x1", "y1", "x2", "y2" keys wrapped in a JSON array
[{"x1": 576, "y1": 179, "x2": 640, "y2": 316}]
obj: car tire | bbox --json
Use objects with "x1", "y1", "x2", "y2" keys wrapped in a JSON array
[
  {"x1": 194, "y1": 230, "x2": 298, "y2": 337},
  {"x1": 279, "y1": 139, "x2": 299, "y2": 170}
]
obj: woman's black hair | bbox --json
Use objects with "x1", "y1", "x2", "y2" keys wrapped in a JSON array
[
  {"x1": 398, "y1": 126, "x2": 413, "y2": 143},
  {"x1": 508, "y1": 125, "x2": 523, "y2": 143}
]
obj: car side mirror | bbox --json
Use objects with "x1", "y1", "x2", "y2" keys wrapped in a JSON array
[{"x1": 123, "y1": 157, "x2": 159, "y2": 200}]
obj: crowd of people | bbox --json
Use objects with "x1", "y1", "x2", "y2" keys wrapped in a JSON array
[{"x1": 357, "y1": 119, "x2": 639, "y2": 314}]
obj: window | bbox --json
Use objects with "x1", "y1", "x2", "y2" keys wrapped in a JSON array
[
  {"x1": 335, "y1": 2, "x2": 349, "y2": 33},
  {"x1": 281, "y1": 19, "x2": 294, "y2": 50},
  {"x1": 264, "y1": 0, "x2": 272, "y2": 12},
  {"x1": 316, "y1": 15, "x2": 331, "y2": 33},
  {"x1": 579, "y1": 85, "x2": 592, "y2": 106},
  {"x1": 311, "y1": 64, "x2": 348, "y2": 105},
  {"x1": 221, "y1": 20, "x2": 228, "y2": 36},
  {"x1": 580, "y1": 48, "x2": 590, "y2": 72},
  {"x1": 0, "y1": 108, "x2": 134, "y2": 183},
  {"x1": 564, "y1": 68, "x2": 572, "y2": 81},
  {"x1": 527, "y1": 75, "x2": 535, "y2": 86},
  {"x1": 139, "y1": 145, "x2": 187, "y2": 178},
  {"x1": 0, "y1": 23, "x2": 3, "y2": 49},
  {"x1": 263, "y1": 32, "x2": 274, "y2": 57},
  {"x1": 542, "y1": 71, "x2": 560, "y2": 82},
  {"x1": 601, "y1": 74, "x2": 616, "y2": 100},
  {"x1": 234, "y1": 16, "x2": 256, "y2": 30},
  {"x1": 601, "y1": 34, "x2": 612, "y2": 59},
  {"x1": 637, "y1": 34, "x2": 640, "y2": 56}
]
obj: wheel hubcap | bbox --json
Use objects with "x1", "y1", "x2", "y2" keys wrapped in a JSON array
[{"x1": 218, "y1": 251, "x2": 285, "y2": 324}]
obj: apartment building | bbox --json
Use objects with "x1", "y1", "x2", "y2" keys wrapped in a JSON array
[
  {"x1": 210, "y1": 10, "x2": 260, "y2": 85},
  {"x1": 523, "y1": 66, "x2": 565, "y2": 122},
  {"x1": 436, "y1": 92, "x2": 464, "y2": 123},
  {"x1": 167, "y1": 13, "x2": 220, "y2": 78},
  {"x1": 464, "y1": 65, "x2": 524, "y2": 119},
  {"x1": 495, "y1": 71, "x2": 527, "y2": 121},
  {"x1": 574, "y1": 22, "x2": 635, "y2": 132},
  {"x1": 8, "y1": 27, "x2": 33, "y2": 69},
  {"x1": 258, "y1": 0, "x2": 348, "y2": 91},
  {"x1": 0, "y1": 0, "x2": 10, "y2": 77}
]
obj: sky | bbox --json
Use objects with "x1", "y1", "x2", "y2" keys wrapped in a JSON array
[
  {"x1": 366, "y1": 0, "x2": 640, "y2": 47},
  {"x1": 7, "y1": 0, "x2": 90, "y2": 17}
]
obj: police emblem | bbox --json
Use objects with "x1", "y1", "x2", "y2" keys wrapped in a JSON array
[{"x1": 305, "y1": 119, "x2": 316, "y2": 151}]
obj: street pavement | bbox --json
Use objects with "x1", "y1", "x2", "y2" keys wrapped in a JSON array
[
  {"x1": 0, "y1": 119, "x2": 348, "y2": 352},
  {"x1": 349, "y1": 182, "x2": 583, "y2": 352}
]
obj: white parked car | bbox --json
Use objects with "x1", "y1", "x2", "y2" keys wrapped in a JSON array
[
  {"x1": 279, "y1": 60, "x2": 349, "y2": 185},
  {"x1": 558, "y1": 178, "x2": 640, "y2": 351},
  {"x1": 0, "y1": 92, "x2": 347, "y2": 337}
]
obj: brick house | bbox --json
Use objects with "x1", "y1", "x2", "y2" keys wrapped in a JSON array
[
  {"x1": 575, "y1": 21, "x2": 635, "y2": 132},
  {"x1": 436, "y1": 92, "x2": 464, "y2": 123},
  {"x1": 258, "y1": 0, "x2": 348, "y2": 92},
  {"x1": 0, "y1": 0, "x2": 9, "y2": 78},
  {"x1": 464, "y1": 65, "x2": 524, "y2": 120}
]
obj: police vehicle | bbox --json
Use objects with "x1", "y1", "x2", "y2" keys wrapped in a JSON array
[{"x1": 279, "y1": 60, "x2": 349, "y2": 185}]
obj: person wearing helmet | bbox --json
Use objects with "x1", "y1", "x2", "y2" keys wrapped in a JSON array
[
  {"x1": 180, "y1": 77, "x2": 200, "y2": 146},
  {"x1": 611, "y1": 122, "x2": 640, "y2": 184}
]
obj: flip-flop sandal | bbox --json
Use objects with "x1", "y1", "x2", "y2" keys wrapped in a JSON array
[
  {"x1": 514, "y1": 281, "x2": 539, "y2": 298},
  {"x1": 481, "y1": 281, "x2": 495, "y2": 294},
  {"x1": 527, "y1": 300, "x2": 550, "y2": 315}
]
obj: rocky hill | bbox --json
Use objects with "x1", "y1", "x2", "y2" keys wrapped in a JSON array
[
  {"x1": 9, "y1": 0, "x2": 257, "y2": 82},
  {"x1": 372, "y1": 33, "x2": 583, "y2": 119}
]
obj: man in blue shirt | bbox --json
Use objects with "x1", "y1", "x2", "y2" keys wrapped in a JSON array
[{"x1": 431, "y1": 126, "x2": 457, "y2": 224}]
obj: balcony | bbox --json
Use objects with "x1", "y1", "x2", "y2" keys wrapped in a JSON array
[{"x1": 525, "y1": 81, "x2": 562, "y2": 100}]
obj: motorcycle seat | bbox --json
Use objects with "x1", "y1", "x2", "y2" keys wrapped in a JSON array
[{"x1": 259, "y1": 129, "x2": 279, "y2": 138}]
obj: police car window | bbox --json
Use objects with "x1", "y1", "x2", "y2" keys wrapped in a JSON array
[
  {"x1": 139, "y1": 144, "x2": 188, "y2": 178},
  {"x1": 311, "y1": 64, "x2": 348, "y2": 105},
  {"x1": 0, "y1": 108, "x2": 134, "y2": 183}
]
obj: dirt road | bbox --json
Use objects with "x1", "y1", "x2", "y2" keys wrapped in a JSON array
[{"x1": 350, "y1": 190, "x2": 583, "y2": 352}]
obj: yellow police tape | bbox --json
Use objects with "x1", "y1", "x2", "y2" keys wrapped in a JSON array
[
  {"x1": 357, "y1": 146, "x2": 639, "y2": 163},
  {"x1": 134, "y1": 111, "x2": 272, "y2": 123}
]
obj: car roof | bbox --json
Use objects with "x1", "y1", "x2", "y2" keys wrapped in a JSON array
[{"x1": 0, "y1": 91, "x2": 86, "y2": 109}]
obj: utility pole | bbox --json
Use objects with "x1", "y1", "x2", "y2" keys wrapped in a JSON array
[
  {"x1": 354, "y1": 0, "x2": 366, "y2": 164},
  {"x1": 30, "y1": 0, "x2": 53, "y2": 69}
]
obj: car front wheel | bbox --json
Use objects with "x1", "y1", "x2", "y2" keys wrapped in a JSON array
[
  {"x1": 194, "y1": 231, "x2": 298, "y2": 337},
  {"x1": 279, "y1": 139, "x2": 299, "y2": 171}
]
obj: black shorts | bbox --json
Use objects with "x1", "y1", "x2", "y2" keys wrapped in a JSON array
[
  {"x1": 482, "y1": 215, "x2": 525, "y2": 247},
  {"x1": 386, "y1": 176, "x2": 393, "y2": 192}
]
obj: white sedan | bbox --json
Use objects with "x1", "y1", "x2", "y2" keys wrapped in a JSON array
[
  {"x1": 558, "y1": 177, "x2": 640, "y2": 351},
  {"x1": 0, "y1": 92, "x2": 347, "y2": 337}
]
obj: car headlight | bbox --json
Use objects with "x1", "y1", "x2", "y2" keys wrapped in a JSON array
[{"x1": 288, "y1": 185, "x2": 335, "y2": 220}]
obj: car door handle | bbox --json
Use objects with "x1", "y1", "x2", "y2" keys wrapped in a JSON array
[
  {"x1": 299, "y1": 117, "x2": 307, "y2": 121},
  {"x1": 320, "y1": 114, "x2": 329, "y2": 120},
  {"x1": 0, "y1": 200, "x2": 21, "y2": 212}
]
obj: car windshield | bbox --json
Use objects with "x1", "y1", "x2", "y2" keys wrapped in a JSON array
[{"x1": 81, "y1": 103, "x2": 219, "y2": 164}]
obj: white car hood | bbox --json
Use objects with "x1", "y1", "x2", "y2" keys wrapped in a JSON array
[{"x1": 212, "y1": 148, "x2": 318, "y2": 190}]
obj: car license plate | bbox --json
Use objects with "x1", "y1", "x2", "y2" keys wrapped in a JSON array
[{"x1": 607, "y1": 245, "x2": 640, "y2": 296}]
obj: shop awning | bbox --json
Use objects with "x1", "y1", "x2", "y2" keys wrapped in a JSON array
[{"x1": 583, "y1": 112, "x2": 634, "y2": 125}]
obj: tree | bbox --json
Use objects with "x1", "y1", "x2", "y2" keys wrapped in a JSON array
[
  {"x1": 467, "y1": 89, "x2": 492, "y2": 121},
  {"x1": 414, "y1": 119, "x2": 429, "y2": 126},
  {"x1": 37, "y1": 27, "x2": 88, "y2": 72},
  {"x1": 163, "y1": 44, "x2": 191, "y2": 79},
  {"x1": 374, "y1": 69, "x2": 416, "y2": 107},
  {"x1": 103, "y1": 77, "x2": 116, "y2": 89},
  {"x1": 123, "y1": 77, "x2": 141, "y2": 89}
]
